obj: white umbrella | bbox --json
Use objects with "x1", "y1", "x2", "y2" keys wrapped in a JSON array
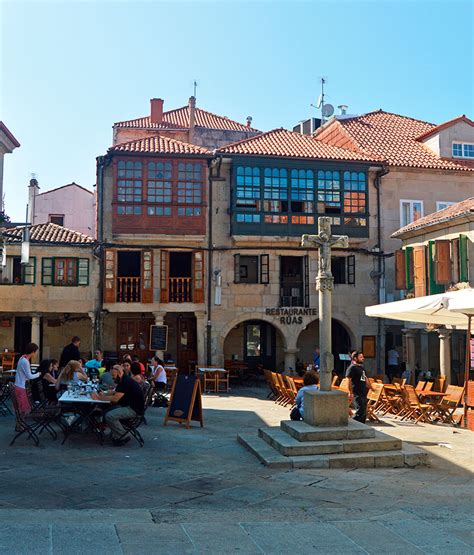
[
  {"x1": 366, "y1": 287, "x2": 474, "y2": 428},
  {"x1": 365, "y1": 288, "x2": 474, "y2": 329}
]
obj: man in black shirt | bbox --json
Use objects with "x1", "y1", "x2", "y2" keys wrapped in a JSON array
[
  {"x1": 92, "y1": 365, "x2": 145, "y2": 446},
  {"x1": 346, "y1": 350, "x2": 371, "y2": 424},
  {"x1": 59, "y1": 336, "x2": 81, "y2": 368}
]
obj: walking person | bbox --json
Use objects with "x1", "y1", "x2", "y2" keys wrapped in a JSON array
[
  {"x1": 59, "y1": 336, "x2": 81, "y2": 369},
  {"x1": 346, "y1": 350, "x2": 371, "y2": 424}
]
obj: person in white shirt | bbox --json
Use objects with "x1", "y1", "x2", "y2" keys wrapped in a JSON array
[
  {"x1": 386, "y1": 348, "x2": 400, "y2": 382},
  {"x1": 151, "y1": 356, "x2": 167, "y2": 392},
  {"x1": 14, "y1": 343, "x2": 40, "y2": 428}
]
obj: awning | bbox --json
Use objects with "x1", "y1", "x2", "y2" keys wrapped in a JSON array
[{"x1": 365, "y1": 288, "x2": 474, "y2": 329}]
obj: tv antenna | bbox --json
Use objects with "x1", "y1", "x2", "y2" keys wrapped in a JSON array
[{"x1": 311, "y1": 77, "x2": 333, "y2": 123}]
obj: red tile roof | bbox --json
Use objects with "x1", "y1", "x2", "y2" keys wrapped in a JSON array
[
  {"x1": 392, "y1": 197, "x2": 474, "y2": 237},
  {"x1": 109, "y1": 135, "x2": 212, "y2": 156},
  {"x1": 3, "y1": 223, "x2": 94, "y2": 245},
  {"x1": 416, "y1": 115, "x2": 474, "y2": 142},
  {"x1": 115, "y1": 105, "x2": 259, "y2": 133},
  {"x1": 314, "y1": 110, "x2": 474, "y2": 172},
  {"x1": 217, "y1": 128, "x2": 382, "y2": 162}
]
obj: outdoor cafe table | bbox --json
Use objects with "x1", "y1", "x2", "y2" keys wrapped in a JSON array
[
  {"x1": 417, "y1": 390, "x2": 446, "y2": 407},
  {"x1": 59, "y1": 390, "x2": 110, "y2": 444}
]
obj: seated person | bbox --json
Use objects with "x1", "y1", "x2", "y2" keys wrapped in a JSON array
[
  {"x1": 92, "y1": 364, "x2": 144, "y2": 446},
  {"x1": 131, "y1": 355, "x2": 146, "y2": 375},
  {"x1": 290, "y1": 371, "x2": 320, "y2": 421},
  {"x1": 122, "y1": 360, "x2": 132, "y2": 377},
  {"x1": 131, "y1": 362, "x2": 145, "y2": 385},
  {"x1": 30, "y1": 359, "x2": 58, "y2": 404},
  {"x1": 151, "y1": 356, "x2": 167, "y2": 392},
  {"x1": 100, "y1": 362, "x2": 117, "y2": 389},
  {"x1": 50, "y1": 358, "x2": 60, "y2": 379},
  {"x1": 55, "y1": 360, "x2": 88, "y2": 390},
  {"x1": 85, "y1": 349, "x2": 103, "y2": 379}
]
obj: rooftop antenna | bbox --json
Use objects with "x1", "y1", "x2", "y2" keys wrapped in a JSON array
[{"x1": 311, "y1": 76, "x2": 333, "y2": 124}]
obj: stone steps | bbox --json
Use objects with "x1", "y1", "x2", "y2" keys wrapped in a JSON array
[
  {"x1": 238, "y1": 416, "x2": 428, "y2": 469},
  {"x1": 238, "y1": 433, "x2": 428, "y2": 469},
  {"x1": 259, "y1": 427, "x2": 402, "y2": 456}
]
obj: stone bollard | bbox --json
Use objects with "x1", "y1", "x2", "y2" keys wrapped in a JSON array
[{"x1": 303, "y1": 389, "x2": 349, "y2": 427}]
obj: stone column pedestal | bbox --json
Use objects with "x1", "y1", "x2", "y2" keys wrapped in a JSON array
[
  {"x1": 152, "y1": 311, "x2": 166, "y2": 359},
  {"x1": 402, "y1": 328, "x2": 417, "y2": 379},
  {"x1": 31, "y1": 314, "x2": 41, "y2": 363},
  {"x1": 437, "y1": 329, "x2": 452, "y2": 384},
  {"x1": 304, "y1": 389, "x2": 349, "y2": 427},
  {"x1": 195, "y1": 311, "x2": 207, "y2": 367},
  {"x1": 284, "y1": 348, "x2": 298, "y2": 375}
]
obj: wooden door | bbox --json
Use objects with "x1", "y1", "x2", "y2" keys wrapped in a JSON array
[
  {"x1": 117, "y1": 318, "x2": 154, "y2": 362},
  {"x1": 177, "y1": 316, "x2": 197, "y2": 372}
]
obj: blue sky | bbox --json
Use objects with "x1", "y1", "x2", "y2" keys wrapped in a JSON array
[{"x1": 1, "y1": 0, "x2": 473, "y2": 221}]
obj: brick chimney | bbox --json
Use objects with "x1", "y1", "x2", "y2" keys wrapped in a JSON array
[
  {"x1": 188, "y1": 96, "x2": 196, "y2": 143},
  {"x1": 150, "y1": 98, "x2": 164, "y2": 124},
  {"x1": 28, "y1": 176, "x2": 39, "y2": 225}
]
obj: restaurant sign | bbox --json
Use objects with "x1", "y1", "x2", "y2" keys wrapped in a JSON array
[{"x1": 265, "y1": 307, "x2": 318, "y2": 325}]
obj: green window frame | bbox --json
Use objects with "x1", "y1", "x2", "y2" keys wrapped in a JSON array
[
  {"x1": 405, "y1": 247, "x2": 414, "y2": 291},
  {"x1": 41, "y1": 257, "x2": 90, "y2": 286},
  {"x1": 459, "y1": 235, "x2": 469, "y2": 282},
  {"x1": 22, "y1": 257, "x2": 36, "y2": 285}
]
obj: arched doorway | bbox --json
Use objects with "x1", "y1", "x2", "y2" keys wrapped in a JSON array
[
  {"x1": 297, "y1": 319, "x2": 352, "y2": 374},
  {"x1": 223, "y1": 319, "x2": 285, "y2": 371}
]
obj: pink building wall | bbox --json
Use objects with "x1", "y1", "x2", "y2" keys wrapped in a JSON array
[{"x1": 33, "y1": 183, "x2": 96, "y2": 237}]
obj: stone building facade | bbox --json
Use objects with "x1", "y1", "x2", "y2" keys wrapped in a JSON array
[
  {"x1": 0, "y1": 223, "x2": 98, "y2": 362},
  {"x1": 391, "y1": 197, "x2": 474, "y2": 384}
]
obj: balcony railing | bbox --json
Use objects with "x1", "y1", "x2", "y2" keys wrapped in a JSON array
[
  {"x1": 169, "y1": 277, "x2": 192, "y2": 303},
  {"x1": 117, "y1": 277, "x2": 141, "y2": 303}
]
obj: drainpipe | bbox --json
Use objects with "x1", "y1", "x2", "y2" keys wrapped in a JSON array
[
  {"x1": 206, "y1": 155, "x2": 222, "y2": 365},
  {"x1": 373, "y1": 165, "x2": 389, "y2": 373},
  {"x1": 95, "y1": 154, "x2": 112, "y2": 349}
]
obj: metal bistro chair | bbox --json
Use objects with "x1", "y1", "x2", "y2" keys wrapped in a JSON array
[{"x1": 0, "y1": 352, "x2": 15, "y2": 371}]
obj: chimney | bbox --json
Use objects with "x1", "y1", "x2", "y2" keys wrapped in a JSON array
[
  {"x1": 28, "y1": 176, "x2": 39, "y2": 225},
  {"x1": 246, "y1": 116, "x2": 253, "y2": 128},
  {"x1": 188, "y1": 95, "x2": 196, "y2": 143},
  {"x1": 150, "y1": 98, "x2": 164, "y2": 124},
  {"x1": 338, "y1": 104, "x2": 348, "y2": 116}
]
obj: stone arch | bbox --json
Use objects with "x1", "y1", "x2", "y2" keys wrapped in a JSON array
[{"x1": 219, "y1": 313, "x2": 289, "y2": 353}]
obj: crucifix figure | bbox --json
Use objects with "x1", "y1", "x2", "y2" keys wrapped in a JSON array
[{"x1": 301, "y1": 217, "x2": 349, "y2": 391}]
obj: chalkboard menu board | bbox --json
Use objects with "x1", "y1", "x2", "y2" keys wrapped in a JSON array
[
  {"x1": 150, "y1": 325, "x2": 168, "y2": 351},
  {"x1": 164, "y1": 374, "x2": 203, "y2": 429}
]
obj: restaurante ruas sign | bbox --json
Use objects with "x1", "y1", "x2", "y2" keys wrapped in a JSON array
[{"x1": 265, "y1": 307, "x2": 318, "y2": 325}]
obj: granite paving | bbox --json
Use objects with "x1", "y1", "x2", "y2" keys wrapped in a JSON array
[{"x1": 0, "y1": 386, "x2": 472, "y2": 553}]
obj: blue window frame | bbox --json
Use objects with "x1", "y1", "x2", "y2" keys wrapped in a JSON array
[
  {"x1": 452, "y1": 142, "x2": 474, "y2": 158},
  {"x1": 236, "y1": 166, "x2": 261, "y2": 209},
  {"x1": 317, "y1": 170, "x2": 341, "y2": 210}
]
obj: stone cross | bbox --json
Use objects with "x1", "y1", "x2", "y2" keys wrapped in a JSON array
[{"x1": 301, "y1": 217, "x2": 349, "y2": 391}]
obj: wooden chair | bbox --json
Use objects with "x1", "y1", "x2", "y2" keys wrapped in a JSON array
[
  {"x1": 434, "y1": 376, "x2": 446, "y2": 392},
  {"x1": 432, "y1": 385, "x2": 465, "y2": 425},
  {"x1": 331, "y1": 375, "x2": 339, "y2": 387},
  {"x1": 216, "y1": 370, "x2": 230, "y2": 393},
  {"x1": 366, "y1": 383, "x2": 383, "y2": 422},
  {"x1": 401, "y1": 385, "x2": 434, "y2": 423},
  {"x1": 415, "y1": 381, "x2": 426, "y2": 392},
  {"x1": 275, "y1": 373, "x2": 293, "y2": 406},
  {"x1": 423, "y1": 381, "x2": 433, "y2": 392},
  {"x1": 270, "y1": 372, "x2": 286, "y2": 405},
  {"x1": 283, "y1": 376, "x2": 297, "y2": 406},
  {"x1": 203, "y1": 370, "x2": 218, "y2": 393},
  {"x1": 0, "y1": 353, "x2": 15, "y2": 371},
  {"x1": 338, "y1": 378, "x2": 350, "y2": 393},
  {"x1": 392, "y1": 377, "x2": 406, "y2": 386}
]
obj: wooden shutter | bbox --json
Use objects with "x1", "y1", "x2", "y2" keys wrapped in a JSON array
[
  {"x1": 303, "y1": 255, "x2": 309, "y2": 307},
  {"x1": 193, "y1": 251, "x2": 204, "y2": 303},
  {"x1": 260, "y1": 254, "x2": 269, "y2": 284},
  {"x1": 141, "y1": 250, "x2": 153, "y2": 303},
  {"x1": 435, "y1": 240, "x2": 452, "y2": 285},
  {"x1": 78, "y1": 258, "x2": 89, "y2": 286},
  {"x1": 451, "y1": 238, "x2": 460, "y2": 283},
  {"x1": 41, "y1": 257, "x2": 53, "y2": 285},
  {"x1": 428, "y1": 241, "x2": 444, "y2": 294},
  {"x1": 413, "y1": 245, "x2": 427, "y2": 297},
  {"x1": 160, "y1": 250, "x2": 169, "y2": 303},
  {"x1": 347, "y1": 255, "x2": 356, "y2": 285},
  {"x1": 405, "y1": 247, "x2": 414, "y2": 290},
  {"x1": 459, "y1": 234, "x2": 469, "y2": 282},
  {"x1": 234, "y1": 254, "x2": 241, "y2": 283},
  {"x1": 104, "y1": 249, "x2": 116, "y2": 303},
  {"x1": 395, "y1": 250, "x2": 406, "y2": 290}
]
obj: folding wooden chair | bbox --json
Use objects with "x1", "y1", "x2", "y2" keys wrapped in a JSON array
[
  {"x1": 275, "y1": 373, "x2": 292, "y2": 406},
  {"x1": 1, "y1": 353, "x2": 15, "y2": 371},
  {"x1": 216, "y1": 370, "x2": 230, "y2": 393},
  {"x1": 401, "y1": 385, "x2": 434, "y2": 423},
  {"x1": 432, "y1": 385, "x2": 465, "y2": 425},
  {"x1": 367, "y1": 383, "x2": 383, "y2": 422},
  {"x1": 392, "y1": 377, "x2": 406, "y2": 386},
  {"x1": 203, "y1": 370, "x2": 218, "y2": 393},
  {"x1": 415, "y1": 381, "x2": 426, "y2": 392},
  {"x1": 283, "y1": 376, "x2": 297, "y2": 406},
  {"x1": 424, "y1": 381, "x2": 433, "y2": 392}
]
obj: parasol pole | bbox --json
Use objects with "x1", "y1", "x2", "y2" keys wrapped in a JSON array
[{"x1": 463, "y1": 314, "x2": 472, "y2": 428}]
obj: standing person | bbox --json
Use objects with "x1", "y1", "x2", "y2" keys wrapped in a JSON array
[
  {"x1": 346, "y1": 350, "x2": 371, "y2": 424},
  {"x1": 14, "y1": 343, "x2": 40, "y2": 428},
  {"x1": 386, "y1": 347, "x2": 399, "y2": 382},
  {"x1": 313, "y1": 347, "x2": 320, "y2": 370},
  {"x1": 92, "y1": 365, "x2": 144, "y2": 446},
  {"x1": 59, "y1": 336, "x2": 81, "y2": 369}
]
